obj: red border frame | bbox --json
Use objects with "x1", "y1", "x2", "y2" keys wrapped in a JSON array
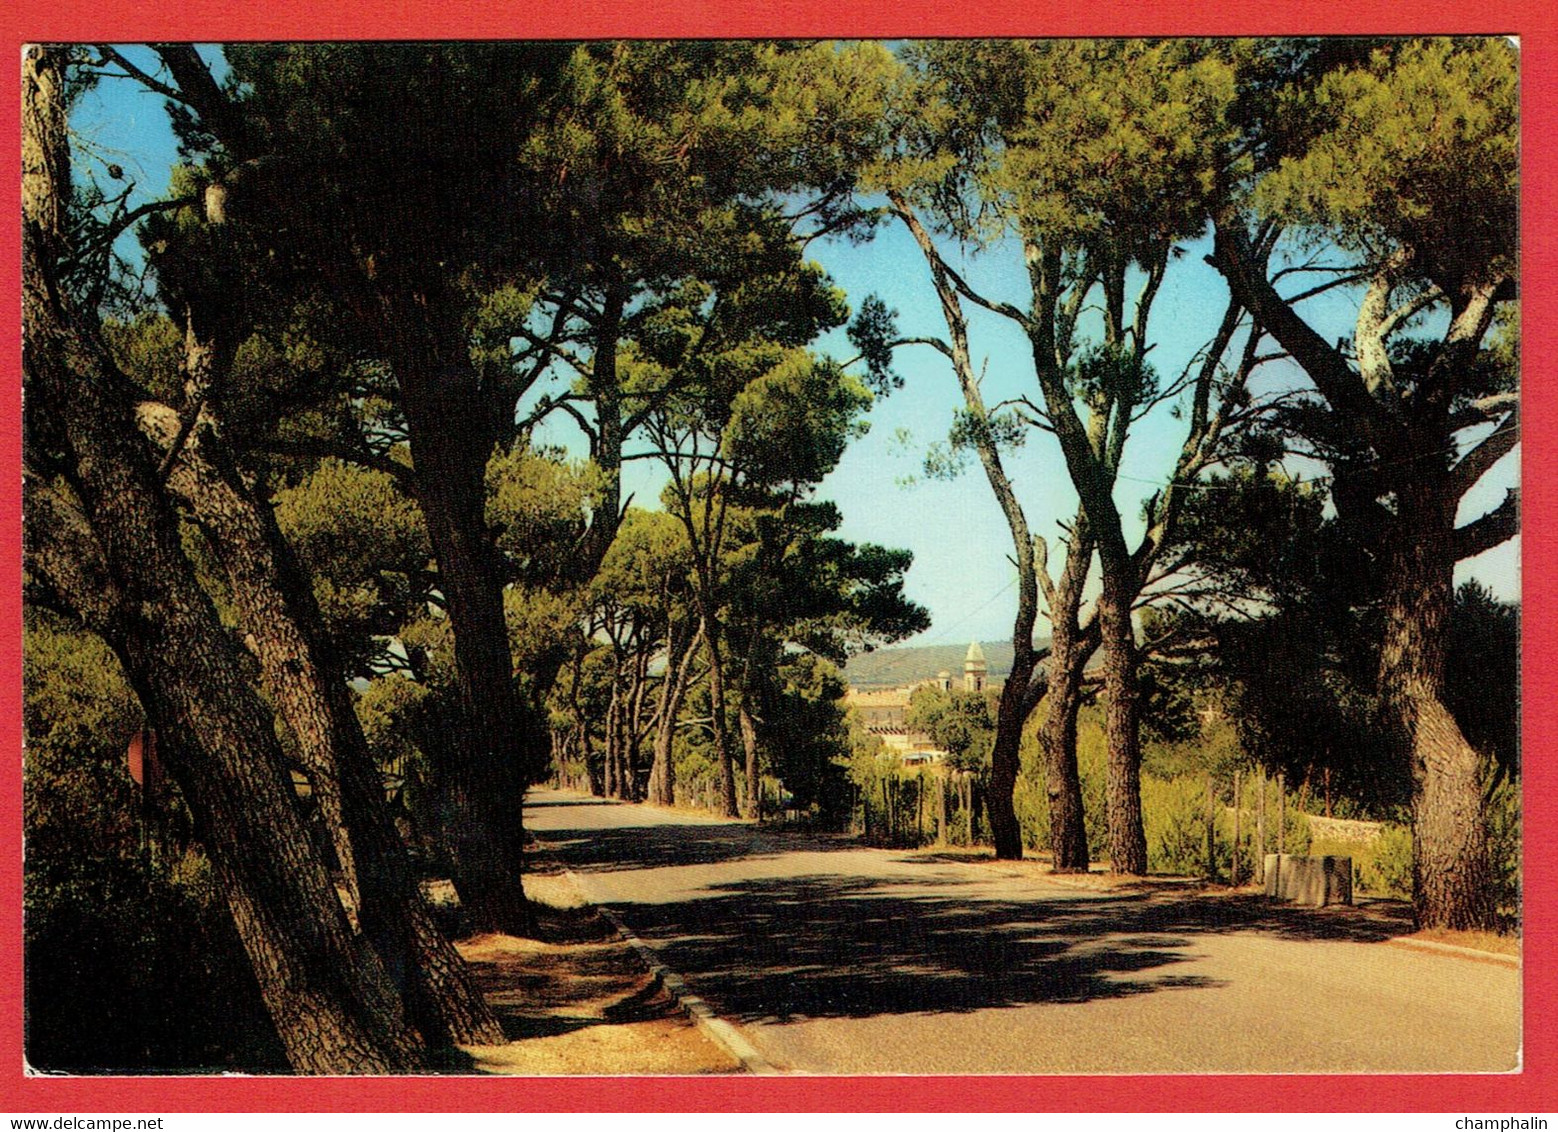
[{"x1": 0, "y1": 0, "x2": 1551, "y2": 1113}]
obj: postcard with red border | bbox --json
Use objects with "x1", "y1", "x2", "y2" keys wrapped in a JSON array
[{"x1": 0, "y1": 0, "x2": 1551, "y2": 1114}]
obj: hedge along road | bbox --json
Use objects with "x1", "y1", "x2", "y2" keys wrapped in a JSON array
[{"x1": 524, "y1": 788, "x2": 1520, "y2": 1074}]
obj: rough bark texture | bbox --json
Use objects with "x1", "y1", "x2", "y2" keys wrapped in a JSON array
[
  {"x1": 647, "y1": 621, "x2": 700, "y2": 806},
  {"x1": 24, "y1": 45, "x2": 426, "y2": 1074},
  {"x1": 143, "y1": 405, "x2": 502, "y2": 1046},
  {"x1": 1098, "y1": 566, "x2": 1148, "y2": 875},
  {"x1": 1036, "y1": 515, "x2": 1098, "y2": 872},
  {"x1": 701, "y1": 613, "x2": 741, "y2": 818},
  {"x1": 379, "y1": 294, "x2": 534, "y2": 936},
  {"x1": 1040, "y1": 633, "x2": 1094, "y2": 872},
  {"x1": 986, "y1": 676, "x2": 1028, "y2": 860},
  {"x1": 1385, "y1": 486, "x2": 1495, "y2": 930},
  {"x1": 152, "y1": 407, "x2": 364, "y2": 918}
]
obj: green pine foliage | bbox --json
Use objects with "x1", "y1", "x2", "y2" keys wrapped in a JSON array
[
  {"x1": 1255, "y1": 38, "x2": 1517, "y2": 278},
  {"x1": 23, "y1": 613, "x2": 283, "y2": 1071}
]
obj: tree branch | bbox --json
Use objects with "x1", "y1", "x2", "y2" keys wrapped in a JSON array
[
  {"x1": 1210, "y1": 213, "x2": 1400, "y2": 452},
  {"x1": 1281, "y1": 272, "x2": 1372, "y2": 306},
  {"x1": 893, "y1": 335, "x2": 956, "y2": 361},
  {"x1": 887, "y1": 193, "x2": 1033, "y2": 332},
  {"x1": 1354, "y1": 248, "x2": 1413, "y2": 402},
  {"x1": 1452, "y1": 487, "x2": 1520, "y2": 561},
  {"x1": 151, "y1": 44, "x2": 253, "y2": 159},
  {"x1": 1378, "y1": 287, "x2": 1444, "y2": 340},
  {"x1": 75, "y1": 195, "x2": 198, "y2": 265},
  {"x1": 1447, "y1": 411, "x2": 1519, "y2": 500},
  {"x1": 1448, "y1": 392, "x2": 1520, "y2": 430},
  {"x1": 518, "y1": 393, "x2": 597, "y2": 444},
  {"x1": 97, "y1": 47, "x2": 188, "y2": 103},
  {"x1": 257, "y1": 436, "x2": 418, "y2": 489}
]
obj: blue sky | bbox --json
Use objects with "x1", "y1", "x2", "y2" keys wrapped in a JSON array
[
  {"x1": 72, "y1": 46, "x2": 1520, "y2": 651},
  {"x1": 807, "y1": 219, "x2": 1520, "y2": 648}
]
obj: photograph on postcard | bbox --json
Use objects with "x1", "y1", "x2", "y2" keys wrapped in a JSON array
[{"x1": 19, "y1": 38, "x2": 1520, "y2": 1076}]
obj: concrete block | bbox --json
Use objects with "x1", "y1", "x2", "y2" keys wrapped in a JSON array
[{"x1": 1264, "y1": 853, "x2": 1353, "y2": 906}]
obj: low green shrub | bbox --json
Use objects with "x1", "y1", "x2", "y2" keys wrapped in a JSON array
[
  {"x1": 1144, "y1": 774, "x2": 1214, "y2": 876},
  {"x1": 1487, "y1": 775, "x2": 1521, "y2": 925},
  {"x1": 1310, "y1": 832, "x2": 1388, "y2": 898},
  {"x1": 1013, "y1": 773, "x2": 1048, "y2": 852},
  {"x1": 1358, "y1": 822, "x2": 1414, "y2": 899},
  {"x1": 1014, "y1": 711, "x2": 1109, "y2": 859},
  {"x1": 1143, "y1": 773, "x2": 1311, "y2": 879},
  {"x1": 849, "y1": 756, "x2": 955, "y2": 848}
]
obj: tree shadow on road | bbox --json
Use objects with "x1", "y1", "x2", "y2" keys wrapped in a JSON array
[
  {"x1": 610, "y1": 873, "x2": 1235, "y2": 1022},
  {"x1": 525, "y1": 796, "x2": 617, "y2": 810},
  {"x1": 532, "y1": 804, "x2": 1419, "y2": 1024},
  {"x1": 457, "y1": 922, "x2": 686, "y2": 1043},
  {"x1": 1142, "y1": 890, "x2": 1414, "y2": 944},
  {"x1": 532, "y1": 818, "x2": 795, "y2": 872},
  {"x1": 606, "y1": 874, "x2": 1420, "y2": 1024}
]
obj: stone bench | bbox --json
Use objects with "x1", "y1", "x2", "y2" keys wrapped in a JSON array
[{"x1": 1264, "y1": 853, "x2": 1353, "y2": 907}]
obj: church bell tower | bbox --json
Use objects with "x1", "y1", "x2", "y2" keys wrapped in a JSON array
[{"x1": 963, "y1": 640, "x2": 987, "y2": 694}]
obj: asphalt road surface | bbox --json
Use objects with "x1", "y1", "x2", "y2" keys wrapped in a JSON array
[{"x1": 525, "y1": 788, "x2": 1521, "y2": 1074}]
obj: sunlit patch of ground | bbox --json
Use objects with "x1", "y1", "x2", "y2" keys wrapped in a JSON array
[
  {"x1": 899, "y1": 844, "x2": 1521, "y2": 957},
  {"x1": 461, "y1": 1013, "x2": 739, "y2": 1075},
  {"x1": 523, "y1": 869, "x2": 589, "y2": 910},
  {"x1": 1405, "y1": 927, "x2": 1520, "y2": 957},
  {"x1": 438, "y1": 857, "x2": 741, "y2": 1075},
  {"x1": 903, "y1": 845, "x2": 1204, "y2": 893}
]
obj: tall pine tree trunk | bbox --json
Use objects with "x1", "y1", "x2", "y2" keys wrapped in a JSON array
[
  {"x1": 603, "y1": 684, "x2": 620, "y2": 798},
  {"x1": 384, "y1": 303, "x2": 533, "y2": 936},
  {"x1": 738, "y1": 696, "x2": 761, "y2": 820},
  {"x1": 24, "y1": 45, "x2": 424, "y2": 1072},
  {"x1": 1039, "y1": 639, "x2": 1092, "y2": 872},
  {"x1": 987, "y1": 639, "x2": 1042, "y2": 860},
  {"x1": 625, "y1": 648, "x2": 651, "y2": 801},
  {"x1": 647, "y1": 622, "x2": 701, "y2": 806},
  {"x1": 1037, "y1": 517, "x2": 1097, "y2": 872},
  {"x1": 1098, "y1": 562, "x2": 1147, "y2": 875},
  {"x1": 1385, "y1": 486, "x2": 1494, "y2": 930},
  {"x1": 1210, "y1": 214, "x2": 1508, "y2": 932},
  {"x1": 143, "y1": 399, "x2": 362, "y2": 927},
  {"x1": 737, "y1": 641, "x2": 777, "y2": 820},
  {"x1": 892, "y1": 198, "x2": 1069, "y2": 863},
  {"x1": 29, "y1": 473, "x2": 426, "y2": 1073},
  {"x1": 701, "y1": 614, "x2": 741, "y2": 818},
  {"x1": 145, "y1": 405, "x2": 503, "y2": 1046}
]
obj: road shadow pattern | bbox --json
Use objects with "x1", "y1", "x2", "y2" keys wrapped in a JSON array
[
  {"x1": 532, "y1": 808, "x2": 1414, "y2": 1025},
  {"x1": 535, "y1": 814, "x2": 824, "y2": 871},
  {"x1": 456, "y1": 912, "x2": 689, "y2": 1044}
]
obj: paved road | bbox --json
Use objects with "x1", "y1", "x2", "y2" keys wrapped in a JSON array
[{"x1": 525, "y1": 789, "x2": 1521, "y2": 1074}]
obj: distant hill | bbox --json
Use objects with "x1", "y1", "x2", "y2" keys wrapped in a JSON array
[{"x1": 844, "y1": 639, "x2": 1044, "y2": 689}]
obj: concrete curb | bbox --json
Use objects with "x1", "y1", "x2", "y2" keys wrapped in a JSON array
[
  {"x1": 1385, "y1": 936, "x2": 1521, "y2": 967},
  {"x1": 559, "y1": 868, "x2": 781, "y2": 1076}
]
